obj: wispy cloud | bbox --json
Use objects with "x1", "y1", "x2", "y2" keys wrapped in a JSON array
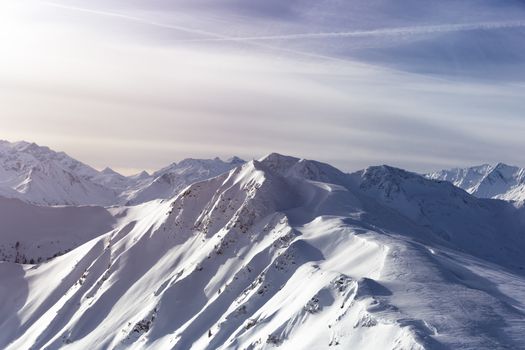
[
  {"x1": 168, "y1": 21, "x2": 525, "y2": 42},
  {"x1": 42, "y1": 2, "x2": 226, "y2": 39},
  {"x1": 1, "y1": 0, "x2": 525, "y2": 173}
]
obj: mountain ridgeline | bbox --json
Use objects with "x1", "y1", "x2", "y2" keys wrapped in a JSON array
[
  {"x1": 426, "y1": 163, "x2": 525, "y2": 204},
  {"x1": 0, "y1": 140, "x2": 245, "y2": 206}
]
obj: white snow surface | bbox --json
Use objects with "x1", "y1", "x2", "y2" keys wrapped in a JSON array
[
  {"x1": 1, "y1": 152, "x2": 524, "y2": 349},
  {"x1": 427, "y1": 163, "x2": 525, "y2": 204}
]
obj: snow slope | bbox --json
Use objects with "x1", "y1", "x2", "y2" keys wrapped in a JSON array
[
  {"x1": 1, "y1": 153, "x2": 524, "y2": 349},
  {"x1": 427, "y1": 163, "x2": 525, "y2": 204}
]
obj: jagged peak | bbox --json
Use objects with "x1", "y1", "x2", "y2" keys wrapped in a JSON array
[
  {"x1": 100, "y1": 167, "x2": 122, "y2": 176},
  {"x1": 177, "y1": 158, "x2": 220, "y2": 167},
  {"x1": 259, "y1": 153, "x2": 300, "y2": 166},
  {"x1": 451, "y1": 163, "x2": 492, "y2": 171},
  {"x1": 226, "y1": 156, "x2": 245, "y2": 164},
  {"x1": 258, "y1": 153, "x2": 350, "y2": 186},
  {"x1": 0, "y1": 140, "x2": 51, "y2": 154},
  {"x1": 20, "y1": 142, "x2": 47, "y2": 151},
  {"x1": 154, "y1": 157, "x2": 241, "y2": 177},
  {"x1": 493, "y1": 162, "x2": 516, "y2": 169},
  {"x1": 350, "y1": 164, "x2": 473, "y2": 203},
  {"x1": 257, "y1": 154, "x2": 298, "y2": 176},
  {"x1": 429, "y1": 163, "x2": 522, "y2": 178},
  {"x1": 490, "y1": 162, "x2": 521, "y2": 176},
  {"x1": 358, "y1": 164, "x2": 420, "y2": 182},
  {"x1": 472, "y1": 163, "x2": 492, "y2": 170},
  {"x1": 0, "y1": 139, "x2": 31, "y2": 148},
  {"x1": 428, "y1": 162, "x2": 525, "y2": 202},
  {"x1": 129, "y1": 170, "x2": 150, "y2": 179},
  {"x1": 479, "y1": 162, "x2": 525, "y2": 189},
  {"x1": 427, "y1": 164, "x2": 490, "y2": 176}
]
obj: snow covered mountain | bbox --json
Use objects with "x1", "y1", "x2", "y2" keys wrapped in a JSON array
[
  {"x1": 427, "y1": 163, "x2": 525, "y2": 204},
  {"x1": 121, "y1": 157, "x2": 245, "y2": 205},
  {"x1": 0, "y1": 140, "x2": 118, "y2": 206},
  {"x1": 1, "y1": 153, "x2": 524, "y2": 349},
  {"x1": 0, "y1": 140, "x2": 244, "y2": 206}
]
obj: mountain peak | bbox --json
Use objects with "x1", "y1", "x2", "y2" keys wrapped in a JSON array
[
  {"x1": 129, "y1": 170, "x2": 150, "y2": 179},
  {"x1": 258, "y1": 153, "x2": 301, "y2": 175},
  {"x1": 357, "y1": 164, "x2": 420, "y2": 184},
  {"x1": 124, "y1": 157, "x2": 245, "y2": 205},
  {"x1": 260, "y1": 152, "x2": 300, "y2": 163},
  {"x1": 427, "y1": 163, "x2": 525, "y2": 202},
  {"x1": 0, "y1": 140, "x2": 50, "y2": 154},
  {"x1": 101, "y1": 167, "x2": 121, "y2": 176},
  {"x1": 226, "y1": 156, "x2": 245, "y2": 164},
  {"x1": 178, "y1": 158, "x2": 215, "y2": 167},
  {"x1": 349, "y1": 163, "x2": 478, "y2": 209},
  {"x1": 491, "y1": 162, "x2": 520, "y2": 177}
]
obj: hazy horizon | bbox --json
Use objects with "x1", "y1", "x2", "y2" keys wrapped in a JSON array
[{"x1": 2, "y1": 138, "x2": 523, "y2": 177}]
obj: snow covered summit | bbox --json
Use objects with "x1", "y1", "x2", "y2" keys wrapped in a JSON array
[
  {"x1": 0, "y1": 140, "x2": 117, "y2": 206},
  {"x1": 427, "y1": 163, "x2": 525, "y2": 204},
  {"x1": 120, "y1": 156, "x2": 245, "y2": 205}
]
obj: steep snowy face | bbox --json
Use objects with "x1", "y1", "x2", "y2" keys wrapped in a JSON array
[
  {"x1": 426, "y1": 164, "x2": 492, "y2": 191},
  {"x1": 121, "y1": 157, "x2": 245, "y2": 205},
  {"x1": 259, "y1": 153, "x2": 349, "y2": 186},
  {"x1": 0, "y1": 140, "x2": 99, "y2": 179},
  {"x1": 92, "y1": 168, "x2": 136, "y2": 192},
  {"x1": 350, "y1": 165, "x2": 525, "y2": 271},
  {"x1": 427, "y1": 163, "x2": 525, "y2": 203},
  {"x1": 0, "y1": 141, "x2": 117, "y2": 206},
  {"x1": 475, "y1": 163, "x2": 525, "y2": 200},
  {"x1": 1, "y1": 154, "x2": 524, "y2": 350}
]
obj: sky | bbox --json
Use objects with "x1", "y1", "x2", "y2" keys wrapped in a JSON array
[{"x1": 1, "y1": 0, "x2": 525, "y2": 175}]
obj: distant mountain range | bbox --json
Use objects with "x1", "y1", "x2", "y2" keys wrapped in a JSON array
[
  {"x1": 427, "y1": 163, "x2": 525, "y2": 204},
  {"x1": 0, "y1": 140, "x2": 244, "y2": 206},
  {"x1": 2, "y1": 140, "x2": 524, "y2": 207}
]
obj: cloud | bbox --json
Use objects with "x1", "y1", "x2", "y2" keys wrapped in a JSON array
[
  {"x1": 1, "y1": 0, "x2": 525, "y2": 174},
  {"x1": 164, "y1": 21, "x2": 525, "y2": 43},
  {"x1": 42, "y1": 2, "x2": 227, "y2": 39}
]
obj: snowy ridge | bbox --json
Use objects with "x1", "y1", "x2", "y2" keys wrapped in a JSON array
[
  {"x1": 427, "y1": 163, "x2": 525, "y2": 203},
  {"x1": 121, "y1": 157, "x2": 245, "y2": 205},
  {"x1": 1, "y1": 153, "x2": 524, "y2": 349}
]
